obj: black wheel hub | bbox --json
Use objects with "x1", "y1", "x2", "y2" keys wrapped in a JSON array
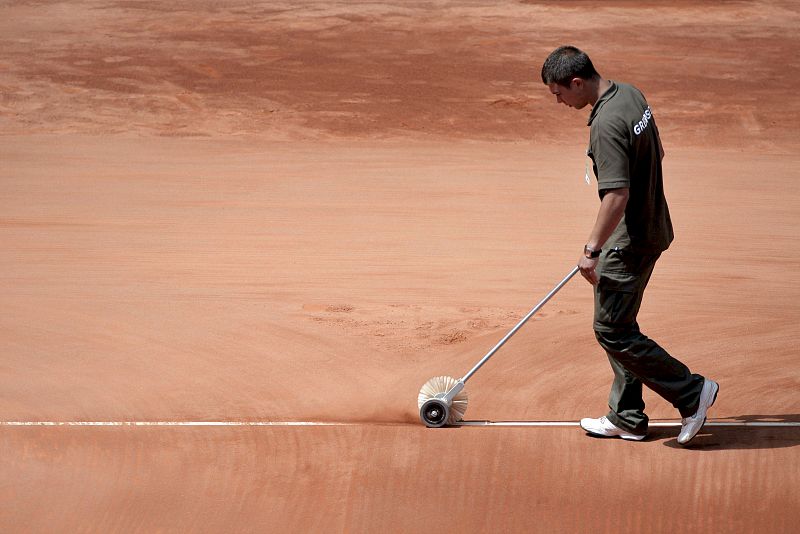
[{"x1": 420, "y1": 398, "x2": 450, "y2": 428}]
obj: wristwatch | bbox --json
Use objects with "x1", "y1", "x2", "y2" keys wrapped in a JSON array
[{"x1": 584, "y1": 245, "x2": 601, "y2": 259}]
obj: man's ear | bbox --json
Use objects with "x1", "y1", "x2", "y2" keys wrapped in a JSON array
[{"x1": 570, "y1": 77, "x2": 584, "y2": 90}]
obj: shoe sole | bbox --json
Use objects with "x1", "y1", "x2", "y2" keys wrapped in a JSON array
[{"x1": 678, "y1": 380, "x2": 719, "y2": 445}]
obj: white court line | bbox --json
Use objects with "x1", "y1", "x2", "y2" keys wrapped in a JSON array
[
  {"x1": 457, "y1": 421, "x2": 800, "y2": 427},
  {"x1": 0, "y1": 421, "x2": 356, "y2": 427},
  {"x1": 0, "y1": 420, "x2": 798, "y2": 427}
]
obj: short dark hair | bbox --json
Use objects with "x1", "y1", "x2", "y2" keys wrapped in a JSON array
[{"x1": 541, "y1": 46, "x2": 600, "y2": 86}]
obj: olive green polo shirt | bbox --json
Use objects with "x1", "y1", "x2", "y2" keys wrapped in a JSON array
[{"x1": 587, "y1": 81, "x2": 674, "y2": 253}]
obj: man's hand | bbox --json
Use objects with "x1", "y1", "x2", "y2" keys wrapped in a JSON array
[
  {"x1": 578, "y1": 255, "x2": 600, "y2": 285},
  {"x1": 580, "y1": 187, "x2": 629, "y2": 286}
]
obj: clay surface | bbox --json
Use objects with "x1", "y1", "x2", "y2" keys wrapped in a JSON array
[{"x1": 2, "y1": 1, "x2": 799, "y2": 532}]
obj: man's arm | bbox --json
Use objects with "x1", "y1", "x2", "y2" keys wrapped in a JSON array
[{"x1": 579, "y1": 187, "x2": 629, "y2": 285}]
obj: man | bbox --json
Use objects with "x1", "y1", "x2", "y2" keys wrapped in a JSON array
[{"x1": 540, "y1": 45, "x2": 718, "y2": 445}]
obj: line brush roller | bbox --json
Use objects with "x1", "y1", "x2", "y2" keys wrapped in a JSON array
[{"x1": 418, "y1": 266, "x2": 580, "y2": 427}]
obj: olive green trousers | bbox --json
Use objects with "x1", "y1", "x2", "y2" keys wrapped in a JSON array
[{"x1": 593, "y1": 249, "x2": 705, "y2": 435}]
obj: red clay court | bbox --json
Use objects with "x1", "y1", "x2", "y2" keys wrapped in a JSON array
[{"x1": 1, "y1": 1, "x2": 799, "y2": 532}]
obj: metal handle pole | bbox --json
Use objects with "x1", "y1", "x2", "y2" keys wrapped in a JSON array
[{"x1": 461, "y1": 265, "x2": 580, "y2": 383}]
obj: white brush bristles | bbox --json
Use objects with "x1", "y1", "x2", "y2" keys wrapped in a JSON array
[{"x1": 418, "y1": 375, "x2": 468, "y2": 424}]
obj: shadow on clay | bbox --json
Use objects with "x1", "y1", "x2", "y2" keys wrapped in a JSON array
[{"x1": 656, "y1": 414, "x2": 800, "y2": 451}]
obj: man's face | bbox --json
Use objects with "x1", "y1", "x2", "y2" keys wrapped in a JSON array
[{"x1": 548, "y1": 79, "x2": 588, "y2": 109}]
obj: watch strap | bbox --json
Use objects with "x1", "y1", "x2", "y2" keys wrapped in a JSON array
[{"x1": 584, "y1": 245, "x2": 601, "y2": 259}]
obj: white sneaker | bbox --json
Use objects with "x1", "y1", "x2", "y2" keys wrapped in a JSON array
[
  {"x1": 580, "y1": 416, "x2": 646, "y2": 441},
  {"x1": 677, "y1": 379, "x2": 719, "y2": 445}
]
